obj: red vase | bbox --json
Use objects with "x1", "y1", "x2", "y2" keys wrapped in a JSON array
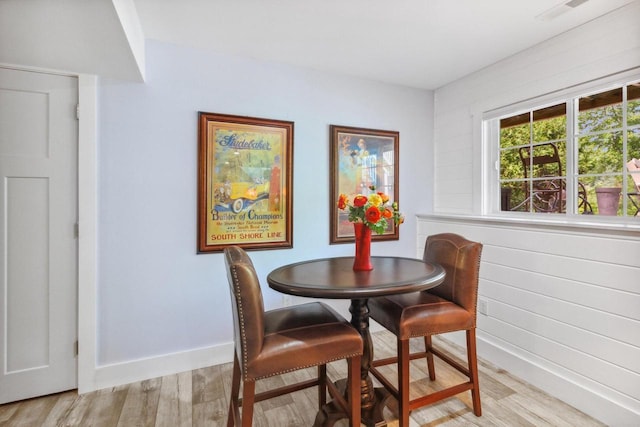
[{"x1": 353, "y1": 222, "x2": 373, "y2": 271}]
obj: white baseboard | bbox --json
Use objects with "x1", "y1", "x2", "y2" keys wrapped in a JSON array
[
  {"x1": 88, "y1": 341, "x2": 235, "y2": 392},
  {"x1": 445, "y1": 331, "x2": 640, "y2": 427}
]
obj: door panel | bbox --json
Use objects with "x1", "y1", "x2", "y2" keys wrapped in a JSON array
[
  {"x1": 7, "y1": 177, "x2": 50, "y2": 372},
  {"x1": 0, "y1": 68, "x2": 78, "y2": 404}
]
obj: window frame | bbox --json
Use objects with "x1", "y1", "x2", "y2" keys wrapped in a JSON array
[{"x1": 483, "y1": 72, "x2": 640, "y2": 225}]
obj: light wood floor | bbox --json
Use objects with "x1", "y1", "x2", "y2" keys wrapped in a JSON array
[{"x1": 0, "y1": 330, "x2": 605, "y2": 427}]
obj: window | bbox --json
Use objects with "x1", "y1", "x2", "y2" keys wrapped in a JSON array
[{"x1": 493, "y1": 79, "x2": 640, "y2": 218}]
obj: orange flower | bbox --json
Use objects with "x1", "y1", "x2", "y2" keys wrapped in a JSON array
[
  {"x1": 378, "y1": 192, "x2": 389, "y2": 203},
  {"x1": 353, "y1": 195, "x2": 368, "y2": 207},
  {"x1": 365, "y1": 206, "x2": 382, "y2": 223},
  {"x1": 382, "y1": 208, "x2": 393, "y2": 219},
  {"x1": 337, "y1": 193, "x2": 349, "y2": 210}
]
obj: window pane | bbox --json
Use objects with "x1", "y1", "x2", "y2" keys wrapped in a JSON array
[
  {"x1": 498, "y1": 105, "x2": 568, "y2": 214},
  {"x1": 577, "y1": 132, "x2": 623, "y2": 174},
  {"x1": 530, "y1": 177, "x2": 565, "y2": 213},
  {"x1": 501, "y1": 180, "x2": 567, "y2": 213},
  {"x1": 530, "y1": 142, "x2": 565, "y2": 178},
  {"x1": 533, "y1": 105, "x2": 566, "y2": 142},
  {"x1": 500, "y1": 122, "x2": 529, "y2": 148},
  {"x1": 502, "y1": 143, "x2": 566, "y2": 213},
  {"x1": 579, "y1": 176, "x2": 622, "y2": 216},
  {"x1": 629, "y1": 128, "x2": 640, "y2": 160},
  {"x1": 629, "y1": 82, "x2": 640, "y2": 126},
  {"x1": 500, "y1": 182, "x2": 525, "y2": 212},
  {"x1": 578, "y1": 88, "x2": 623, "y2": 133},
  {"x1": 576, "y1": 180, "x2": 594, "y2": 214},
  {"x1": 627, "y1": 154, "x2": 640, "y2": 218},
  {"x1": 500, "y1": 147, "x2": 524, "y2": 180}
]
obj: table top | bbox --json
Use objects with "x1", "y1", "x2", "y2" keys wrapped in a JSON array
[{"x1": 267, "y1": 256, "x2": 446, "y2": 299}]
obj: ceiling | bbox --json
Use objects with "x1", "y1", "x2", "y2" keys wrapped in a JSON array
[
  {"x1": 1, "y1": 0, "x2": 636, "y2": 89},
  {"x1": 131, "y1": 0, "x2": 636, "y2": 89}
]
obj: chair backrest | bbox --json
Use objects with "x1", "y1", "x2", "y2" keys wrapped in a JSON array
[
  {"x1": 224, "y1": 246, "x2": 265, "y2": 371},
  {"x1": 628, "y1": 158, "x2": 640, "y2": 190},
  {"x1": 423, "y1": 233, "x2": 483, "y2": 316}
]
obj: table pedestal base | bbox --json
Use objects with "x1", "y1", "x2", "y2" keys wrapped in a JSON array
[{"x1": 313, "y1": 379, "x2": 395, "y2": 427}]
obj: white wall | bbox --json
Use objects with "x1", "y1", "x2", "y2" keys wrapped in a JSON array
[
  {"x1": 93, "y1": 40, "x2": 433, "y2": 386},
  {"x1": 429, "y1": 2, "x2": 640, "y2": 425}
]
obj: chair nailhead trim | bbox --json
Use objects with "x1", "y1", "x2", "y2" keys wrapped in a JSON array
[
  {"x1": 230, "y1": 265, "x2": 250, "y2": 378},
  {"x1": 247, "y1": 352, "x2": 362, "y2": 382},
  {"x1": 409, "y1": 327, "x2": 472, "y2": 338}
]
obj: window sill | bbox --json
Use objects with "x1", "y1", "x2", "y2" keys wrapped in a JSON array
[{"x1": 417, "y1": 212, "x2": 640, "y2": 238}]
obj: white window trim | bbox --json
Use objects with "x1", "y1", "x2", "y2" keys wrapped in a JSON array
[{"x1": 479, "y1": 70, "x2": 640, "y2": 231}]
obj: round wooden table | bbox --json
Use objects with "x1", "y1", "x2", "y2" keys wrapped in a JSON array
[{"x1": 267, "y1": 256, "x2": 445, "y2": 427}]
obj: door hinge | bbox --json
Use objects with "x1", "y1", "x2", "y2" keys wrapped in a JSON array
[
  {"x1": 74, "y1": 340, "x2": 79, "y2": 356},
  {"x1": 74, "y1": 223, "x2": 79, "y2": 238},
  {"x1": 76, "y1": 104, "x2": 80, "y2": 120}
]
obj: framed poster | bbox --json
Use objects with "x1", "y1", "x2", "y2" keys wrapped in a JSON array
[
  {"x1": 198, "y1": 112, "x2": 293, "y2": 252},
  {"x1": 330, "y1": 125, "x2": 399, "y2": 244}
]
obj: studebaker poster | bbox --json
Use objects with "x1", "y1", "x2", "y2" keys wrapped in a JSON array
[{"x1": 198, "y1": 112, "x2": 293, "y2": 252}]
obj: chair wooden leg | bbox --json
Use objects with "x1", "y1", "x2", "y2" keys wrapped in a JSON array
[
  {"x1": 466, "y1": 329, "x2": 482, "y2": 416},
  {"x1": 398, "y1": 338, "x2": 411, "y2": 427},
  {"x1": 348, "y1": 355, "x2": 361, "y2": 427},
  {"x1": 318, "y1": 364, "x2": 327, "y2": 409},
  {"x1": 228, "y1": 354, "x2": 242, "y2": 427},
  {"x1": 241, "y1": 380, "x2": 256, "y2": 427},
  {"x1": 424, "y1": 335, "x2": 436, "y2": 381}
]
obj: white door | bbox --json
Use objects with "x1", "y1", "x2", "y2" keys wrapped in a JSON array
[{"x1": 0, "y1": 68, "x2": 78, "y2": 404}]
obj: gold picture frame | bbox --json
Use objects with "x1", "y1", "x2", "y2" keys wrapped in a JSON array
[{"x1": 198, "y1": 112, "x2": 293, "y2": 252}]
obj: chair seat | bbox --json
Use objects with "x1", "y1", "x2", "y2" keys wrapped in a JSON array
[
  {"x1": 247, "y1": 302, "x2": 363, "y2": 380},
  {"x1": 369, "y1": 292, "x2": 474, "y2": 340}
]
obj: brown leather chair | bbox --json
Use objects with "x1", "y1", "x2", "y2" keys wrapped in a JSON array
[
  {"x1": 368, "y1": 233, "x2": 483, "y2": 426},
  {"x1": 224, "y1": 246, "x2": 363, "y2": 427}
]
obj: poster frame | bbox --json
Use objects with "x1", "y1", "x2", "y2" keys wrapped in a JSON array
[{"x1": 197, "y1": 112, "x2": 293, "y2": 252}]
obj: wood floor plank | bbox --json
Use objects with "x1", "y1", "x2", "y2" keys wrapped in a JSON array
[
  {"x1": 78, "y1": 386, "x2": 128, "y2": 427},
  {"x1": 497, "y1": 394, "x2": 572, "y2": 427},
  {"x1": 504, "y1": 385, "x2": 606, "y2": 427},
  {"x1": 155, "y1": 371, "x2": 192, "y2": 427},
  {"x1": 40, "y1": 391, "x2": 81, "y2": 426},
  {"x1": 469, "y1": 397, "x2": 537, "y2": 427},
  {"x1": 192, "y1": 396, "x2": 227, "y2": 426},
  {"x1": 29, "y1": 403, "x2": 60, "y2": 427},
  {"x1": 254, "y1": 374, "x2": 294, "y2": 411},
  {"x1": 116, "y1": 377, "x2": 162, "y2": 427},
  {"x1": 0, "y1": 400, "x2": 20, "y2": 423},
  {"x1": 55, "y1": 392, "x2": 95, "y2": 426},
  {"x1": 1, "y1": 393, "x2": 60, "y2": 427},
  {"x1": 413, "y1": 406, "x2": 479, "y2": 427},
  {"x1": 192, "y1": 365, "x2": 222, "y2": 405},
  {"x1": 192, "y1": 365, "x2": 228, "y2": 426},
  {"x1": 263, "y1": 401, "x2": 313, "y2": 426}
]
